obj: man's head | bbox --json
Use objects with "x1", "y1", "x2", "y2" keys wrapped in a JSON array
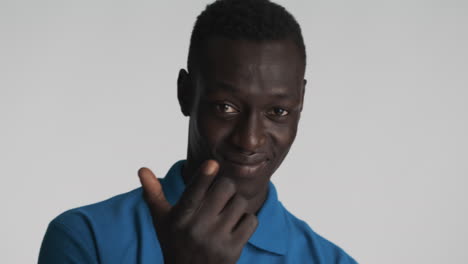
[{"x1": 178, "y1": 0, "x2": 306, "y2": 199}]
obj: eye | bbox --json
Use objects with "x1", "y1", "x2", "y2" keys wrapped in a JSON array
[
  {"x1": 215, "y1": 103, "x2": 238, "y2": 113},
  {"x1": 268, "y1": 107, "x2": 289, "y2": 117}
]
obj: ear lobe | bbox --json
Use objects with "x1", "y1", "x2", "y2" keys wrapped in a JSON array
[{"x1": 177, "y1": 69, "x2": 191, "y2": 116}]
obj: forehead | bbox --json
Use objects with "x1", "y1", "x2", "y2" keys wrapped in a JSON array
[{"x1": 198, "y1": 37, "x2": 304, "y2": 97}]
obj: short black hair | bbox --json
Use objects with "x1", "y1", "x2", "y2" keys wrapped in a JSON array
[{"x1": 187, "y1": 0, "x2": 306, "y2": 74}]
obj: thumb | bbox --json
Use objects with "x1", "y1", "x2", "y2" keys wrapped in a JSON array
[{"x1": 138, "y1": 167, "x2": 171, "y2": 219}]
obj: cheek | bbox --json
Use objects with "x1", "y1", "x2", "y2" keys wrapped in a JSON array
[
  {"x1": 196, "y1": 110, "x2": 233, "y2": 150},
  {"x1": 268, "y1": 123, "x2": 298, "y2": 157}
]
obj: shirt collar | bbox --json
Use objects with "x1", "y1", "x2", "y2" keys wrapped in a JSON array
[{"x1": 160, "y1": 160, "x2": 288, "y2": 255}]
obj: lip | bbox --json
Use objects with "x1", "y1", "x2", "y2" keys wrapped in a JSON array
[{"x1": 223, "y1": 152, "x2": 268, "y2": 166}]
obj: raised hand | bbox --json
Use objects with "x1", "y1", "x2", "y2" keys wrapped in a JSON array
[{"x1": 138, "y1": 160, "x2": 258, "y2": 264}]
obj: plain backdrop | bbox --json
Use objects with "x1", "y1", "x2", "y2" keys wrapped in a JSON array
[{"x1": 1, "y1": 0, "x2": 467, "y2": 263}]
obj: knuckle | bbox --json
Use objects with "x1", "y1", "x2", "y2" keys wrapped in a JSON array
[
  {"x1": 234, "y1": 195, "x2": 248, "y2": 210},
  {"x1": 240, "y1": 213, "x2": 258, "y2": 229},
  {"x1": 247, "y1": 214, "x2": 259, "y2": 228},
  {"x1": 186, "y1": 223, "x2": 204, "y2": 244},
  {"x1": 220, "y1": 177, "x2": 236, "y2": 194}
]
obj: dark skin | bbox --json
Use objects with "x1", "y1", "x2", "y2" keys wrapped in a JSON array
[{"x1": 138, "y1": 37, "x2": 306, "y2": 263}]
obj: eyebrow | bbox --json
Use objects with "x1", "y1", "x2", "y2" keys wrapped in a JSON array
[{"x1": 208, "y1": 81, "x2": 296, "y2": 100}]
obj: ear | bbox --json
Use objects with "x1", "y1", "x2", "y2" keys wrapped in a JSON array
[
  {"x1": 299, "y1": 79, "x2": 307, "y2": 112},
  {"x1": 177, "y1": 69, "x2": 192, "y2": 116}
]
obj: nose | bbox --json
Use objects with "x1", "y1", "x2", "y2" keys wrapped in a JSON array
[{"x1": 230, "y1": 111, "x2": 266, "y2": 154}]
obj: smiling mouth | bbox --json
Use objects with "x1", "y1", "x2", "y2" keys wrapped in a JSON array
[
  {"x1": 219, "y1": 153, "x2": 270, "y2": 178},
  {"x1": 223, "y1": 153, "x2": 268, "y2": 167},
  {"x1": 226, "y1": 159, "x2": 267, "y2": 168}
]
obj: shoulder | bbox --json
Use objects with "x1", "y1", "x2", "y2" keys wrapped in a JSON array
[
  {"x1": 39, "y1": 188, "x2": 156, "y2": 263},
  {"x1": 280, "y1": 203, "x2": 358, "y2": 263},
  {"x1": 53, "y1": 187, "x2": 144, "y2": 227},
  {"x1": 49, "y1": 187, "x2": 149, "y2": 243}
]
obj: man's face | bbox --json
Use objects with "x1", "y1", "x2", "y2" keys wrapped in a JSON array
[{"x1": 183, "y1": 37, "x2": 305, "y2": 198}]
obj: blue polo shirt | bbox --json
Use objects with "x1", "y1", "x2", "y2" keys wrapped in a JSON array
[{"x1": 39, "y1": 160, "x2": 358, "y2": 263}]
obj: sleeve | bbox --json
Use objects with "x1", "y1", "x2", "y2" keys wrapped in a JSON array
[{"x1": 38, "y1": 219, "x2": 99, "y2": 264}]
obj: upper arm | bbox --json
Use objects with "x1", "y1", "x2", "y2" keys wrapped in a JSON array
[{"x1": 38, "y1": 219, "x2": 99, "y2": 264}]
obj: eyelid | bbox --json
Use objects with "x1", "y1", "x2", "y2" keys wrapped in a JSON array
[
  {"x1": 267, "y1": 107, "x2": 290, "y2": 118},
  {"x1": 215, "y1": 102, "x2": 239, "y2": 113},
  {"x1": 266, "y1": 106, "x2": 291, "y2": 122}
]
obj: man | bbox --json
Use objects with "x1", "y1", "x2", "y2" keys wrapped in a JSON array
[{"x1": 39, "y1": 0, "x2": 358, "y2": 263}]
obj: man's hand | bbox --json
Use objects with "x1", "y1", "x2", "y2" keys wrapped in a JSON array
[{"x1": 138, "y1": 160, "x2": 258, "y2": 264}]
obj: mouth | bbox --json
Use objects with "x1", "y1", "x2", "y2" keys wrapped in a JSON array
[{"x1": 222, "y1": 152, "x2": 268, "y2": 171}]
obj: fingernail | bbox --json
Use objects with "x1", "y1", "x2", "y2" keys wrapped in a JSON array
[{"x1": 205, "y1": 160, "x2": 218, "y2": 175}]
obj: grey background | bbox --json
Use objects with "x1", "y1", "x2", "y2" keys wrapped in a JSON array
[{"x1": 1, "y1": 0, "x2": 467, "y2": 263}]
